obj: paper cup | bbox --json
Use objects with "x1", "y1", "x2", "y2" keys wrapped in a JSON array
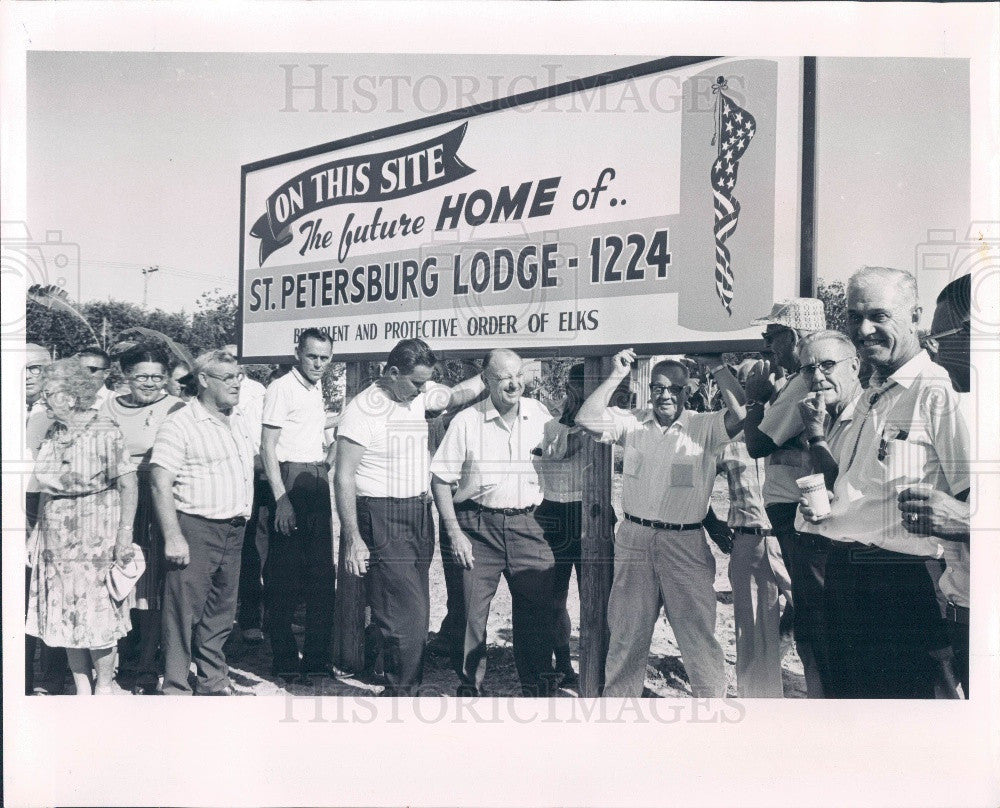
[{"x1": 796, "y1": 473, "x2": 831, "y2": 518}]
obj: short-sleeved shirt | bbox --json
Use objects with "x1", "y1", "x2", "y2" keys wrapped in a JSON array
[
  {"x1": 536, "y1": 420, "x2": 585, "y2": 504},
  {"x1": 600, "y1": 407, "x2": 730, "y2": 524},
  {"x1": 33, "y1": 413, "x2": 136, "y2": 495},
  {"x1": 717, "y1": 439, "x2": 770, "y2": 530},
  {"x1": 100, "y1": 393, "x2": 186, "y2": 469},
  {"x1": 151, "y1": 398, "x2": 255, "y2": 519},
  {"x1": 262, "y1": 368, "x2": 326, "y2": 463},
  {"x1": 337, "y1": 383, "x2": 432, "y2": 498},
  {"x1": 805, "y1": 351, "x2": 969, "y2": 558},
  {"x1": 430, "y1": 397, "x2": 554, "y2": 509},
  {"x1": 757, "y1": 372, "x2": 814, "y2": 504}
]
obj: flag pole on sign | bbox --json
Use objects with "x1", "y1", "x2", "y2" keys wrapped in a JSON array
[{"x1": 711, "y1": 76, "x2": 756, "y2": 316}]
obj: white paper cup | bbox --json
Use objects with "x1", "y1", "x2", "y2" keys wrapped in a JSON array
[{"x1": 796, "y1": 473, "x2": 831, "y2": 518}]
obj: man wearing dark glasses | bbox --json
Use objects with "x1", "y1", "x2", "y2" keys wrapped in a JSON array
[{"x1": 743, "y1": 297, "x2": 828, "y2": 696}]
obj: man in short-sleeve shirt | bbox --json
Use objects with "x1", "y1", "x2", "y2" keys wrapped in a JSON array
[
  {"x1": 260, "y1": 329, "x2": 335, "y2": 678},
  {"x1": 430, "y1": 349, "x2": 558, "y2": 696},
  {"x1": 577, "y1": 350, "x2": 743, "y2": 697},
  {"x1": 799, "y1": 267, "x2": 967, "y2": 698},
  {"x1": 742, "y1": 297, "x2": 827, "y2": 695},
  {"x1": 151, "y1": 350, "x2": 255, "y2": 695},
  {"x1": 335, "y1": 339, "x2": 484, "y2": 695}
]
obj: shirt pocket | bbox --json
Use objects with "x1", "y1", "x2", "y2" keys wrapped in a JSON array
[
  {"x1": 884, "y1": 436, "x2": 930, "y2": 485},
  {"x1": 670, "y1": 461, "x2": 695, "y2": 488},
  {"x1": 623, "y1": 446, "x2": 643, "y2": 478}
]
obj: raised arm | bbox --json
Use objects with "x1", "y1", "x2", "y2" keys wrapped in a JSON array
[
  {"x1": 576, "y1": 348, "x2": 635, "y2": 437},
  {"x1": 700, "y1": 359, "x2": 746, "y2": 438},
  {"x1": 743, "y1": 360, "x2": 779, "y2": 458},
  {"x1": 798, "y1": 392, "x2": 840, "y2": 491}
]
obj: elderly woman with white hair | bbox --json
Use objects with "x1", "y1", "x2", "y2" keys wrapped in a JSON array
[{"x1": 26, "y1": 359, "x2": 139, "y2": 695}]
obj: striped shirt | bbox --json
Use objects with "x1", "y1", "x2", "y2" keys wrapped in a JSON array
[
  {"x1": 151, "y1": 398, "x2": 255, "y2": 519},
  {"x1": 716, "y1": 439, "x2": 770, "y2": 530},
  {"x1": 600, "y1": 407, "x2": 730, "y2": 524}
]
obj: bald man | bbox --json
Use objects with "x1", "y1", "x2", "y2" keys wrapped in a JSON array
[{"x1": 430, "y1": 349, "x2": 559, "y2": 696}]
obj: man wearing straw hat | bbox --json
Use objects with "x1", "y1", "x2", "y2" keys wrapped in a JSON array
[{"x1": 743, "y1": 297, "x2": 828, "y2": 696}]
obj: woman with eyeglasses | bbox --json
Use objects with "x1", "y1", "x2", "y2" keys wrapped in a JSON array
[
  {"x1": 100, "y1": 344, "x2": 185, "y2": 694},
  {"x1": 26, "y1": 359, "x2": 138, "y2": 694}
]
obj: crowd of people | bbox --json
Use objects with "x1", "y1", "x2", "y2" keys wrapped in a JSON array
[{"x1": 22, "y1": 264, "x2": 971, "y2": 698}]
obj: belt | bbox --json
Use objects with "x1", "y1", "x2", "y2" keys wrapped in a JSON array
[
  {"x1": 733, "y1": 526, "x2": 774, "y2": 537},
  {"x1": 190, "y1": 514, "x2": 248, "y2": 527},
  {"x1": 457, "y1": 501, "x2": 536, "y2": 516},
  {"x1": 625, "y1": 513, "x2": 701, "y2": 531},
  {"x1": 357, "y1": 493, "x2": 430, "y2": 503},
  {"x1": 945, "y1": 602, "x2": 969, "y2": 626}
]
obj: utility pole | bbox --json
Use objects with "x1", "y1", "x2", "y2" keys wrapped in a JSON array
[{"x1": 141, "y1": 265, "x2": 159, "y2": 307}]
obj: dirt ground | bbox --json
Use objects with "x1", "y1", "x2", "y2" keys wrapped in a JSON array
[
  {"x1": 34, "y1": 478, "x2": 806, "y2": 698},
  {"x1": 214, "y1": 477, "x2": 805, "y2": 699}
]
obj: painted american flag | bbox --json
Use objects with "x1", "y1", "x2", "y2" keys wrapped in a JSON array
[{"x1": 711, "y1": 90, "x2": 756, "y2": 315}]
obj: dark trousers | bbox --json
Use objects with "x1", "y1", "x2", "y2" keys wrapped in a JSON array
[
  {"x1": 767, "y1": 502, "x2": 830, "y2": 696},
  {"x1": 25, "y1": 491, "x2": 66, "y2": 694},
  {"x1": 436, "y1": 528, "x2": 468, "y2": 667},
  {"x1": 946, "y1": 617, "x2": 970, "y2": 697},
  {"x1": 265, "y1": 461, "x2": 335, "y2": 672},
  {"x1": 161, "y1": 512, "x2": 245, "y2": 695},
  {"x1": 358, "y1": 495, "x2": 435, "y2": 695},
  {"x1": 823, "y1": 542, "x2": 955, "y2": 698},
  {"x1": 457, "y1": 507, "x2": 556, "y2": 696},
  {"x1": 535, "y1": 499, "x2": 582, "y2": 671},
  {"x1": 237, "y1": 477, "x2": 273, "y2": 631}
]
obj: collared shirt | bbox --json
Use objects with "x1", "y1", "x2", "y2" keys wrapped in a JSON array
[
  {"x1": 757, "y1": 372, "x2": 814, "y2": 504},
  {"x1": 536, "y1": 420, "x2": 585, "y2": 504},
  {"x1": 234, "y1": 376, "x2": 266, "y2": 455},
  {"x1": 151, "y1": 398, "x2": 255, "y2": 519},
  {"x1": 262, "y1": 367, "x2": 326, "y2": 463},
  {"x1": 717, "y1": 439, "x2": 770, "y2": 530},
  {"x1": 599, "y1": 407, "x2": 730, "y2": 523},
  {"x1": 430, "y1": 397, "x2": 554, "y2": 509},
  {"x1": 807, "y1": 351, "x2": 969, "y2": 557},
  {"x1": 337, "y1": 383, "x2": 432, "y2": 498}
]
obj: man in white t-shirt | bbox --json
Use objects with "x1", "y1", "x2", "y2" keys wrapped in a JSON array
[
  {"x1": 260, "y1": 329, "x2": 335, "y2": 678},
  {"x1": 335, "y1": 339, "x2": 484, "y2": 695}
]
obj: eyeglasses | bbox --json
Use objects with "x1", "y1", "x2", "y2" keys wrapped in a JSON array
[
  {"x1": 649, "y1": 384, "x2": 686, "y2": 396},
  {"x1": 130, "y1": 373, "x2": 165, "y2": 384},
  {"x1": 799, "y1": 356, "x2": 854, "y2": 376},
  {"x1": 761, "y1": 328, "x2": 791, "y2": 345},
  {"x1": 26, "y1": 364, "x2": 45, "y2": 377},
  {"x1": 204, "y1": 371, "x2": 245, "y2": 385},
  {"x1": 83, "y1": 365, "x2": 109, "y2": 374}
]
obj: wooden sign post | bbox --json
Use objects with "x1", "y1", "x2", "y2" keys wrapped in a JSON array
[{"x1": 578, "y1": 355, "x2": 616, "y2": 697}]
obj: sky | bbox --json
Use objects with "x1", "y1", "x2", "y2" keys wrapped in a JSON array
[{"x1": 27, "y1": 52, "x2": 970, "y2": 319}]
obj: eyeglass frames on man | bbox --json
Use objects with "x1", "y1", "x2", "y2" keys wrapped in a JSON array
[{"x1": 799, "y1": 356, "x2": 854, "y2": 376}]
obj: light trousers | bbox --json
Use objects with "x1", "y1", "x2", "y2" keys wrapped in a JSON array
[
  {"x1": 729, "y1": 533, "x2": 791, "y2": 697},
  {"x1": 604, "y1": 521, "x2": 725, "y2": 698}
]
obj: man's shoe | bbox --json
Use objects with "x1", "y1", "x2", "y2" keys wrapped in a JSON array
[
  {"x1": 558, "y1": 670, "x2": 580, "y2": 689},
  {"x1": 301, "y1": 662, "x2": 340, "y2": 678}
]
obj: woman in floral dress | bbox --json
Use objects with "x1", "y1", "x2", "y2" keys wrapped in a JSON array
[
  {"x1": 101, "y1": 344, "x2": 185, "y2": 693},
  {"x1": 26, "y1": 359, "x2": 138, "y2": 695}
]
